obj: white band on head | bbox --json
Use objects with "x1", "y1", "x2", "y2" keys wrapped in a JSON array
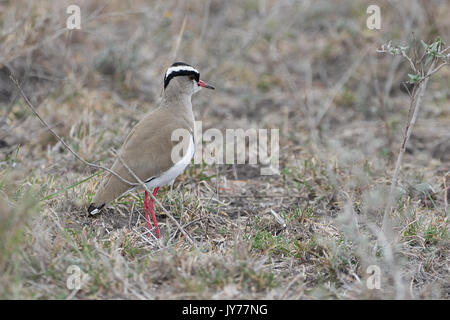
[{"x1": 165, "y1": 65, "x2": 199, "y2": 78}]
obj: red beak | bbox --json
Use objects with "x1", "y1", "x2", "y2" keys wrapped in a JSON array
[{"x1": 198, "y1": 80, "x2": 215, "y2": 90}]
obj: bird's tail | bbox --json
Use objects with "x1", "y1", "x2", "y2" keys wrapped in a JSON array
[
  {"x1": 87, "y1": 202, "x2": 105, "y2": 215},
  {"x1": 87, "y1": 165, "x2": 134, "y2": 215}
]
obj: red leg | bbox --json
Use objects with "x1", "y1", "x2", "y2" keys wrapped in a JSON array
[
  {"x1": 144, "y1": 191, "x2": 152, "y2": 234},
  {"x1": 149, "y1": 187, "x2": 160, "y2": 238}
]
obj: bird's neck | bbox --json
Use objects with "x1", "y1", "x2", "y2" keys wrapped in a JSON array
[{"x1": 161, "y1": 92, "x2": 195, "y2": 130}]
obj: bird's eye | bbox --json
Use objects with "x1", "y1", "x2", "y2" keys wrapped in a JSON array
[{"x1": 189, "y1": 75, "x2": 195, "y2": 81}]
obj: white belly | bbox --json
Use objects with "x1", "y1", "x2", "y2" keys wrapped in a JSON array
[{"x1": 145, "y1": 134, "x2": 194, "y2": 189}]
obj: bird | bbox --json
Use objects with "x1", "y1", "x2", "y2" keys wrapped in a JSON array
[{"x1": 87, "y1": 62, "x2": 215, "y2": 238}]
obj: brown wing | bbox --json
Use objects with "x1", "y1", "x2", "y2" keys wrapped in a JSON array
[{"x1": 90, "y1": 108, "x2": 192, "y2": 208}]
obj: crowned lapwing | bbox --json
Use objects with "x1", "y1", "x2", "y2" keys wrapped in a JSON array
[{"x1": 88, "y1": 62, "x2": 214, "y2": 238}]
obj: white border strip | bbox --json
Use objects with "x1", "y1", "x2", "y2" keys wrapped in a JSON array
[{"x1": 165, "y1": 65, "x2": 199, "y2": 78}]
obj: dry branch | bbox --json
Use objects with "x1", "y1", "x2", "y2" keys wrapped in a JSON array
[
  {"x1": 381, "y1": 39, "x2": 449, "y2": 231},
  {"x1": 9, "y1": 74, "x2": 138, "y2": 187}
]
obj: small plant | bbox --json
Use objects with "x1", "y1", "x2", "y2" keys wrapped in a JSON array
[{"x1": 377, "y1": 37, "x2": 449, "y2": 231}]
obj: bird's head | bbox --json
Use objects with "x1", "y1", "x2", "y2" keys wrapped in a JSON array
[{"x1": 163, "y1": 62, "x2": 215, "y2": 96}]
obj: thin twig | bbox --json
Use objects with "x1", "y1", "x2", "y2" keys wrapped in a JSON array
[
  {"x1": 9, "y1": 74, "x2": 138, "y2": 187},
  {"x1": 171, "y1": 16, "x2": 187, "y2": 62},
  {"x1": 444, "y1": 173, "x2": 449, "y2": 215},
  {"x1": 382, "y1": 59, "x2": 436, "y2": 231},
  {"x1": 200, "y1": 0, "x2": 211, "y2": 40},
  {"x1": 424, "y1": 62, "x2": 448, "y2": 79},
  {"x1": 401, "y1": 50, "x2": 417, "y2": 73}
]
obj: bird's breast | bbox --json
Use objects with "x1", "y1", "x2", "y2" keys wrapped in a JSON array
[{"x1": 145, "y1": 133, "x2": 195, "y2": 189}]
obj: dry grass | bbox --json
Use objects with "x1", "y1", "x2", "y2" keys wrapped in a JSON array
[{"x1": 0, "y1": 0, "x2": 449, "y2": 299}]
